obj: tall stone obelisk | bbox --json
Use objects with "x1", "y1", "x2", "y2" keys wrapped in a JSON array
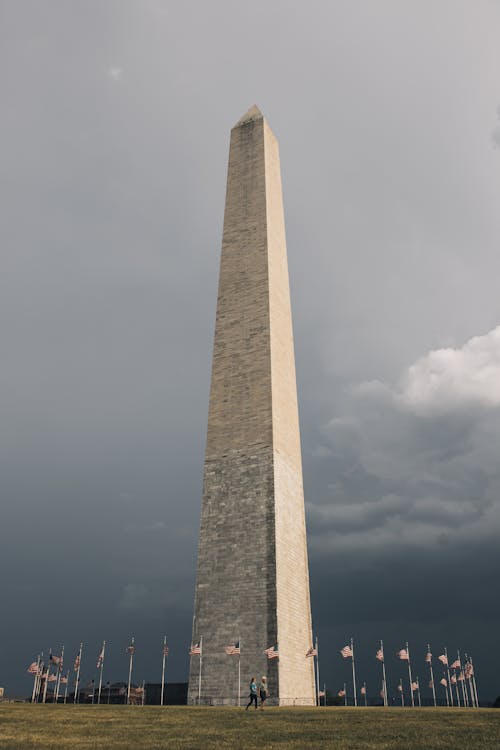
[{"x1": 188, "y1": 106, "x2": 315, "y2": 706}]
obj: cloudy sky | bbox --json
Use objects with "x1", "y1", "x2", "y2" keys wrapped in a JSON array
[{"x1": 1, "y1": 0, "x2": 500, "y2": 700}]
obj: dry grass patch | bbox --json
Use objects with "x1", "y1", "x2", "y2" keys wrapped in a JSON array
[{"x1": 0, "y1": 704, "x2": 499, "y2": 749}]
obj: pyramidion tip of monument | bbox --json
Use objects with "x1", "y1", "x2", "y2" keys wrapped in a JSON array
[{"x1": 234, "y1": 104, "x2": 264, "y2": 128}]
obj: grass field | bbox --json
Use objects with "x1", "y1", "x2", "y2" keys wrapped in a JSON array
[{"x1": 0, "y1": 705, "x2": 499, "y2": 750}]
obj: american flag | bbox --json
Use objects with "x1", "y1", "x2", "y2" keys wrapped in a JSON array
[
  {"x1": 450, "y1": 659, "x2": 461, "y2": 669},
  {"x1": 360, "y1": 686, "x2": 366, "y2": 695},
  {"x1": 60, "y1": 676, "x2": 68, "y2": 684},
  {"x1": 318, "y1": 690, "x2": 325, "y2": 698},
  {"x1": 306, "y1": 646, "x2": 317, "y2": 658},
  {"x1": 411, "y1": 681, "x2": 419, "y2": 691},
  {"x1": 375, "y1": 649, "x2": 384, "y2": 662},
  {"x1": 48, "y1": 674, "x2": 57, "y2": 682},
  {"x1": 397, "y1": 649, "x2": 409, "y2": 661},
  {"x1": 27, "y1": 662, "x2": 38, "y2": 674},
  {"x1": 425, "y1": 651, "x2": 432, "y2": 663},
  {"x1": 50, "y1": 652, "x2": 62, "y2": 666},
  {"x1": 397, "y1": 684, "x2": 403, "y2": 692},
  {"x1": 440, "y1": 678, "x2": 447, "y2": 687},
  {"x1": 265, "y1": 645, "x2": 279, "y2": 660},
  {"x1": 126, "y1": 642, "x2": 136, "y2": 655},
  {"x1": 450, "y1": 674, "x2": 457, "y2": 684},
  {"x1": 458, "y1": 672, "x2": 465, "y2": 682},
  {"x1": 340, "y1": 645, "x2": 353, "y2": 659},
  {"x1": 465, "y1": 663, "x2": 474, "y2": 677},
  {"x1": 428, "y1": 680, "x2": 434, "y2": 689},
  {"x1": 438, "y1": 654, "x2": 448, "y2": 665},
  {"x1": 163, "y1": 644, "x2": 170, "y2": 657},
  {"x1": 74, "y1": 655, "x2": 80, "y2": 671},
  {"x1": 224, "y1": 641, "x2": 240, "y2": 656},
  {"x1": 338, "y1": 689, "x2": 346, "y2": 697},
  {"x1": 97, "y1": 647, "x2": 105, "y2": 669},
  {"x1": 189, "y1": 643, "x2": 201, "y2": 656}
]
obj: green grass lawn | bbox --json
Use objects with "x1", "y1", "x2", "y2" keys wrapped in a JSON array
[{"x1": 0, "y1": 705, "x2": 499, "y2": 750}]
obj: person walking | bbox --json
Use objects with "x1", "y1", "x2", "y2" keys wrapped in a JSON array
[
  {"x1": 259, "y1": 676, "x2": 268, "y2": 709},
  {"x1": 246, "y1": 677, "x2": 258, "y2": 710}
]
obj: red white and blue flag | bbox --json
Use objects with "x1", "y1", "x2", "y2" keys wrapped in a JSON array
[
  {"x1": 224, "y1": 641, "x2": 240, "y2": 656},
  {"x1": 265, "y1": 645, "x2": 279, "y2": 660}
]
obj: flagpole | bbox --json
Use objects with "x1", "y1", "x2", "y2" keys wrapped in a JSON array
[
  {"x1": 31, "y1": 655, "x2": 40, "y2": 703},
  {"x1": 127, "y1": 637, "x2": 135, "y2": 705},
  {"x1": 35, "y1": 654, "x2": 45, "y2": 703},
  {"x1": 238, "y1": 636, "x2": 241, "y2": 707},
  {"x1": 406, "y1": 642, "x2": 414, "y2": 708},
  {"x1": 380, "y1": 640, "x2": 388, "y2": 707},
  {"x1": 315, "y1": 636, "x2": 320, "y2": 707},
  {"x1": 161, "y1": 636, "x2": 167, "y2": 707},
  {"x1": 198, "y1": 636, "x2": 203, "y2": 705},
  {"x1": 344, "y1": 682, "x2": 347, "y2": 707},
  {"x1": 444, "y1": 647, "x2": 453, "y2": 706},
  {"x1": 427, "y1": 645, "x2": 436, "y2": 707},
  {"x1": 97, "y1": 640, "x2": 106, "y2": 704},
  {"x1": 453, "y1": 670, "x2": 460, "y2": 707},
  {"x1": 363, "y1": 681, "x2": 367, "y2": 707},
  {"x1": 443, "y1": 674, "x2": 449, "y2": 707},
  {"x1": 42, "y1": 663, "x2": 50, "y2": 704},
  {"x1": 416, "y1": 676, "x2": 421, "y2": 707},
  {"x1": 55, "y1": 645, "x2": 64, "y2": 704},
  {"x1": 457, "y1": 650, "x2": 467, "y2": 707},
  {"x1": 400, "y1": 678, "x2": 404, "y2": 707},
  {"x1": 351, "y1": 638, "x2": 357, "y2": 707},
  {"x1": 470, "y1": 657, "x2": 479, "y2": 707},
  {"x1": 74, "y1": 642, "x2": 83, "y2": 704},
  {"x1": 465, "y1": 655, "x2": 475, "y2": 707},
  {"x1": 64, "y1": 671, "x2": 69, "y2": 703}
]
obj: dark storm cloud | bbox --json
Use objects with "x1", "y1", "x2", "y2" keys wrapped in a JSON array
[{"x1": 1, "y1": 0, "x2": 500, "y2": 700}]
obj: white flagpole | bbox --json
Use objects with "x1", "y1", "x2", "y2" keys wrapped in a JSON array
[
  {"x1": 400, "y1": 678, "x2": 404, "y2": 707},
  {"x1": 34, "y1": 656, "x2": 43, "y2": 703},
  {"x1": 54, "y1": 645, "x2": 64, "y2": 704},
  {"x1": 444, "y1": 647, "x2": 453, "y2": 706},
  {"x1": 457, "y1": 651, "x2": 467, "y2": 707},
  {"x1": 315, "y1": 636, "x2": 320, "y2": 707},
  {"x1": 465, "y1": 655, "x2": 475, "y2": 707},
  {"x1": 31, "y1": 655, "x2": 41, "y2": 703},
  {"x1": 63, "y1": 671, "x2": 69, "y2": 703},
  {"x1": 453, "y1": 671, "x2": 460, "y2": 707},
  {"x1": 363, "y1": 681, "x2": 367, "y2": 707},
  {"x1": 42, "y1": 664, "x2": 50, "y2": 704},
  {"x1": 127, "y1": 637, "x2": 135, "y2": 705},
  {"x1": 406, "y1": 642, "x2": 414, "y2": 708},
  {"x1": 351, "y1": 638, "x2": 357, "y2": 707},
  {"x1": 470, "y1": 657, "x2": 479, "y2": 707},
  {"x1": 444, "y1": 675, "x2": 449, "y2": 707},
  {"x1": 380, "y1": 640, "x2": 388, "y2": 707},
  {"x1": 238, "y1": 636, "x2": 241, "y2": 707},
  {"x1": 97, "y1": 640, "x2": 106, "y2": 705},
  {"x1": 428, "y1": 645, "x2": 436, "y2": 707},
  {"x1": 198, "y1": 636, "x2": 203, "y2": 705},
  {"x1": 74, "y1": 642, "x2": 83, "y2": 704},
  {"x1": 161, "y1": 636, "x2": 167, "y2": 707},
  {"x1": 416, "y1": 676, "x2": 421, "y2": 707}
]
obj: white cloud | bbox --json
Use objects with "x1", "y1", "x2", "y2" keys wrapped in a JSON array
[{"x1": 397, "y1": 326, "x2": 500, "y2": 414}]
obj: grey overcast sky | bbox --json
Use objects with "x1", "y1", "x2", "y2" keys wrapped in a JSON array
[{"x1": 1, "y1": 0, "x2": 500, "y2": 700}]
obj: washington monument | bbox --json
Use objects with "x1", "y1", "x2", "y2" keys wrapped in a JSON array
[{"x1": 188, "y1": 106, "x2": 315, "y2": 705}]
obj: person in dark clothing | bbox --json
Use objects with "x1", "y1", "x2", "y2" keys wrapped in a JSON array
[{"x1": 246, "y1": 677, "x2": 258, "y2": 709}]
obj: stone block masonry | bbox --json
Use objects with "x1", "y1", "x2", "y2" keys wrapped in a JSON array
[{"x1": 188, "y1": 106, "x2": 315, "y2": 705}]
